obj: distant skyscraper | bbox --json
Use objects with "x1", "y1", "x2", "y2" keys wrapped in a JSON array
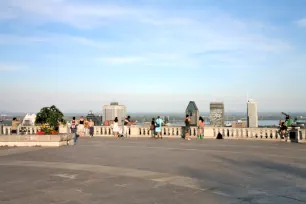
[
  {"x1": 247, "y1": 100, "x2": 258, "y2": 128},
  {"x1": 186, "y1": 101, "x2": 199, "y2": 126},
  {"x1": 210, "y1": 102, "x2": 224, "y2": 127},
  {"x1": 103, "y1": 102, "x2": 126, "y2": 123}
]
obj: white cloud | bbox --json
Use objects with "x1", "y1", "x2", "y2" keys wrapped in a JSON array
[
  {"x1": 296, "y1": 18, "x2": 306, "y2": 27},
  {"x1": 0, "y1": 0, "x2": 139, "y2": 28},
  {"x1": 0, "y1": 34, "x2": 106, "y2": 48},
  {"x1": 99, "y1": 57, "x2": 144, "y2": 64},
  {"x1": 0, "y1": 65, "x2": 22, "y2": 71}
]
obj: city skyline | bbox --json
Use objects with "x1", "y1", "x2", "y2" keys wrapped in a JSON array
[{"x1": 0, "y1": 0, "x2": 306, "y2": 113}]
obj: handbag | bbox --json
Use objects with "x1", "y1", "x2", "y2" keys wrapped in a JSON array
[{"x1": 150, "y1": 125, "x2": 155, "y2": 130}]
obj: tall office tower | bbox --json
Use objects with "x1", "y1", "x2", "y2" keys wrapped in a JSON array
[
  {"x1": 210, "y1": 102, "x2": 224, "y2": 127},
  {"x1": 247, "y1": 99, "x2": 258, "y2": 128},
  {"x1": 103, "y1": 102, "x2": 127, "y2": 123},
  {"x1": 186, "y1": 101, "x2": 200, "y2": 126}
]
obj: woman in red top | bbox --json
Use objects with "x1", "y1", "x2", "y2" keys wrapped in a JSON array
[{"x1": 198, "y1": 117, "x2": 205, "y2": 139}]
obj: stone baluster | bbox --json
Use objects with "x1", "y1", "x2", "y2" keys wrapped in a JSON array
[
  {"x1": 223, "y1": 128, "x2": 227, "y2": 138},
  {"x1": 265, "y1": 129, "x2": 268, "y2": 139},
  {"x1": 248, "y1": 129, "x2": 253, "y2": 138},
  {"x1": 229, "y1": 128, "x2": 232, "y2": 138},
  {"x1": 236, "y1": 129, "x2": 240, "y2": 137},
  {"x1": 34, "y1": 127, "x2": 37, "y2": 134},
  {"x1": 94, "y1": 126, "x2": 98, "y2": 136},
  {"x1": 233, "y1": 129, "x2": 236, "y2": 137},
  {"x1": 241, "y1": 129, "x2": 246, "y2": 138}
]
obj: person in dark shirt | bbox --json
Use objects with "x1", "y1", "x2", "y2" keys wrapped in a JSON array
[
  {"x1": 151, "y1": 118, "x2": 156, "y2": 138},
  {"x1": 185, "y1": 115, "x2": 191, "y2": 140},
  {"x1": 280, "y1": 122, "x2": 287, "y2": 139}
]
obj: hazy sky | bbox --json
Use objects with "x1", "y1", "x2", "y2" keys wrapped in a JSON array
[{"x1": 0, "y1": 0, "x2": 306, "y2": 113}]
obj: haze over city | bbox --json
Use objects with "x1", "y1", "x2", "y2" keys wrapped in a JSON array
[{"x1": 0, "y1": 0, "x2": 306, "y2": 113}]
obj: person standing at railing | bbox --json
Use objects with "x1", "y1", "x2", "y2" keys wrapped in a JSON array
[
  {"x1": 151, "y1": 118, "x2": 156, "y2": 138},
  {"x1": 279, "y1": 121, "x2": 288, "y2": 140},
  {"x1": 155, "y1": 116, "x2": 163, "y2": 139},
  {"x1": 197, "y1": 117, "x2": 205, "y2": 139},
  {"x1": 185, "y1": 115, "x2": 191, "y2": 140},
  {"x1": 89, "y1": 119, "x2": 95, "y2": 138},
  {"x1": 124, "y1": 116, "x2": 131, "y2": 137},
  {"x1": 84, "y1": 119, "x2": 89, "y2": 136},
  {"x1": 11, "y1": 117, "x2": 20, "y2": 134},
  {"x1": 113, "y1": 117, "x2": 120, "y2": 137}
]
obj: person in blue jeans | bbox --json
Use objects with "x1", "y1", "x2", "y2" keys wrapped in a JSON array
[
  {"x1": 74, "y1": 117, "x2": 85, "y2": 145},
  {"x1": 155, "y1": 116, "x2": 164, "y2": 139}
]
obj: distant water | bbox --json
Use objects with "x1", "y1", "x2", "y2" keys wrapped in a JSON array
[
  {"x1": 156, "y1": 120, "x2": 280, "y2": 127},
  {"x1": 1, "y1": 120, "x2": 280, "y2": 127}
]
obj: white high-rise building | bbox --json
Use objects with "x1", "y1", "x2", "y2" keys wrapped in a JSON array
[
  {"x1": 247, "y1": 100, "x2": 258, "y2": 128},
  {"x1": 103, "y1": 102, "x2": 126, "y2": 123}
]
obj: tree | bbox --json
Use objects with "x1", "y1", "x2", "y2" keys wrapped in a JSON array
[{"x1": 35, "y1": 105, "x2": 66, "y2": 131}]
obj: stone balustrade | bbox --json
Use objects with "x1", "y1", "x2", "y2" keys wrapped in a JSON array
[{"x1": 1, "y1": 125, "x2": 305, "y2": 143}]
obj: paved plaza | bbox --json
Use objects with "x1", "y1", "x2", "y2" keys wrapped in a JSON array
[{"x1": 1, "y1": 138, "x2": 306, "y2": 203}]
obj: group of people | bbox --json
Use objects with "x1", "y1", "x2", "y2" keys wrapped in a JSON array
[
  {"x1": 70, "y1": 115, "x2": 206, "y2": 142},
  {"x1": 112, "y1": 116, "x2": 131, "y2": 137},
  {"x1": 150, "y1": 116, "x2": 164, "y2": 139},
  {"x1": 279, "y1": 120, "x2": 288, "y2": 140},
  {"x1": 149, "y1": 115, "x2": 205, "y2": 140},
  {"x1": 70, "y1": 116, "x2": 95, "y2": 144},
  {"x1": 184, "y1": 115, "x2": 205, "y2": 140}
]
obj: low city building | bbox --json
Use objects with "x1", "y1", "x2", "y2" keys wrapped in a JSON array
[{"x1": 232, "y1": 120, "x2": 247, "y2": 128}]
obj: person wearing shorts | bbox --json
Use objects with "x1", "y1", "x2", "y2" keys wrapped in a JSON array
[{"x1": 155, "y1": 116, "x2": 163, "y2": 139}]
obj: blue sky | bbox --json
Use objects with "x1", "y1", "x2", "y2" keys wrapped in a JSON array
[{"x1": 0, "y1": 0, "x2": 306, "y2": 113}]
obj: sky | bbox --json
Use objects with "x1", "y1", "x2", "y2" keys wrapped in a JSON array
[{"x1": 0, "y1": 0, "x2": 306, "y2": 113}]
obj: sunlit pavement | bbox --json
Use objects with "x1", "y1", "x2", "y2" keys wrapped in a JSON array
[{"x1": 1, "y1": 137, "x2": 306, "y2": 204}]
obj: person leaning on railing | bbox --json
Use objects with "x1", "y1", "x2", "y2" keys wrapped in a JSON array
[
  {"x1": 197, "y1": 117, "x2": 205, "y2": 139},
  {"x1": 279, "y1": 121, "x2": 288, "y2": 139},
  {"x1": 11, "y1": 117, "x2": 21, "y2": 134}
]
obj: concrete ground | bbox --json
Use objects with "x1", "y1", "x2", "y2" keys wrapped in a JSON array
[{"x1": 1, "y1": 137, "x2": 306, "y2": 204}]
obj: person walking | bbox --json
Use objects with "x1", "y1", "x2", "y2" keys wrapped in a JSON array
[
  {"x1": 185, "y1": 115, "x2": 191, "y2": 140},
  {"x1": 151, "y1": 118, "x2": 156, "y2": 138},
  {"x1": 70, "y1": 117, "x2": 77, "y2": 134},
  {"x1": 113, "y1": 117, "x2": 120, "y2": 137},
  {"x1": 197, "y1": 117, "x2": 205, "y2": 139},
  {"x1": 155, "y1": 116, "x2": 163, "y2": 139},
  {"x1": 89, "y1": 119, "x2": 95, "y2": 137},
  {"x1": 124, "y1": 116, "x2": 131, "y2": 137},
  {"x1": 75, "y1": 116, "x2": 85, "y2": 145}
]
